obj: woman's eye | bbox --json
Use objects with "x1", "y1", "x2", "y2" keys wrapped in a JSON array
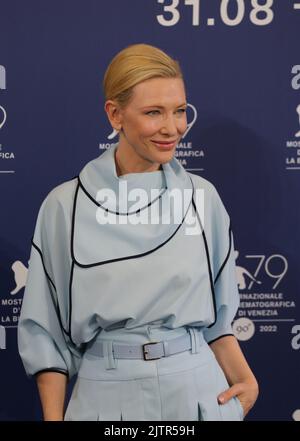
[
  {"x1": 176, "y1": 108, "x2": 187, "y2": 114},
  {"x1": 146, "y1": 110, "x2": 160, "y2": 116}
]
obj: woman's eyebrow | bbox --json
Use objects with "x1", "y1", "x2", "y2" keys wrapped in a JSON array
[{"x1": 139, "y1": 103, "x2": 187, "y2": 110}]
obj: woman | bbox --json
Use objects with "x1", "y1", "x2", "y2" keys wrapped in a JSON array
[{"x1": 18, "y1": 44, "x2": 258, "y2": 421}]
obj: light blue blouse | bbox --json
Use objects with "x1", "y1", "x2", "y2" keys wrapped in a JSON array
[{"x1": 18, "y1": 144, "x2": 240, "y2": 379}]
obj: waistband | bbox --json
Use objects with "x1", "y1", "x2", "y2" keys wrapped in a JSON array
[{"x1": 85, "y1": 327, "x2": 205, "y2": 361}]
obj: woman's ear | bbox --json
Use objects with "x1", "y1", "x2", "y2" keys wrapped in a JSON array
[{"x1": 104, "y1": 100, "x2": 123, "y2": 131}]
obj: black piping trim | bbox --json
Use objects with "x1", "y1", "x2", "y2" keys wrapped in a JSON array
[
  {"x1": 68, "y1": 260, "x2": 76, "y2": 346},
  {"x1": 34, "y1": 368, "x2": 69, "y2": 378},
  {"x1": 78, "y1": 175, "x2": 167, "y2": 216},
  {"x1": 71, "y1": 178, "x2": 194, "y2": 269},
  {"x1": 207, "y1": 333, "x2": 234, "y2": 345},
  {"x1": 214, "y1": 223, "x2": 232, "y2": 285},
  {"x1": 191, "y1": 198, "x2": 217, "y2": 328},
  {"x1": 31, "y1": 240, "x2": 56, "y2": 293},
  {"x1": 31, "y1": 240, "x2": 70, "y2": 337},
  {"x1": 70, "y1": 181, "x2": 80, "y2": 264}
]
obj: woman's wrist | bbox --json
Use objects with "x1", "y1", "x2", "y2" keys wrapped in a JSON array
[{"x1": 43, "y1": 412, "x2": 64, "y2": 421}]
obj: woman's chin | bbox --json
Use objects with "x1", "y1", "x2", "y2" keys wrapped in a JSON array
[{"x1": 153, "y1": 150, "x2": 176, "y2": 164}]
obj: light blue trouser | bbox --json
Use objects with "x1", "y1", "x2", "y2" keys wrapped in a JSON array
[{"x1": 64, "y1": 325, "x2": 244, "y2": 421}]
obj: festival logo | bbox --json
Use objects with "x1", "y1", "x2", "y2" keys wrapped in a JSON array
[
  {"x1": 295, "y1": 104, "x2": 300, "y2": 138},
  {"x1": 0, "y1": 67, "x2": 16, "y2": 166},
  {"x1": 0, "y1": 325, "x2": 6, "y2": 350},
  {"x1": 0, "y1": 105, "x2": 6, "y2": 130},
  {"x1": 232, "y1": 317, "x2": 255, "y2": 341},
  {"x1": 0, "y1": 261, "x2": 28, "y2": 342},
  {"x1": 10, "y1": 260, "x2": 28, "y2": 295},
  {"x1": 292, "y1": 409, "x2": 300, "y2": 421},
  {"x1": 286, "y1": 65, "x2": 300, "y2": 169},
  {"x1": 235, "y1": 250, "x2": 262, "y2": 290},
  {"x1": 0, "y1": 65, "x2": 5, "y2": 90},
  {"x1": 174, "y1": 103, "x2": 205, "y2": 172},
  {"x1": 235, "y1": 250, "x2": 296, "y2": 339},
  {"x1": 291, "y1": 324, "x2": 300, "y2": 350}
]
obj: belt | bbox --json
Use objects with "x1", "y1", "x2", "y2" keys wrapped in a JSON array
[{"x1": 86, "y1": 332, "x2": 195, "y2": 361}]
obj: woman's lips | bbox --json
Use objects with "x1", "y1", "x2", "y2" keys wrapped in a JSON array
[{"x1": 151, "y1": 140, "x2": 177, "y2": 150}]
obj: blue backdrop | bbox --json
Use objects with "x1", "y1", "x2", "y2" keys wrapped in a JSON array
[{"x1": 0, "y1": 0, "x2": 299, "y2": 421}]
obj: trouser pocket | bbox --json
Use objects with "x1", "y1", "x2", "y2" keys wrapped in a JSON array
[
  {"x1": 212, "y1": 356, "x2": 244, "y2": 421},
  {"x1": 194, "y1": 350, "x2": 244, "y2": 421}
]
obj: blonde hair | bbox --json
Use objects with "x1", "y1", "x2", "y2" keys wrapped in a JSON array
[{"x1": 103, "y1": 44, "x2": 183, "y2": 107}]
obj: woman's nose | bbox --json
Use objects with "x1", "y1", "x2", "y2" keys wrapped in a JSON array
[{"x1": 160, "y1": 115, "x2": 178, "y2": 136}]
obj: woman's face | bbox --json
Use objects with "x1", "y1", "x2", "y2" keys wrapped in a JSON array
[{"x1": 110, "y1": 77, "x2": 187, "y2": 171}]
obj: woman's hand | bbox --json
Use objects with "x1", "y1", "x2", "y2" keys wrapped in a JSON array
[
  {"x1": 217, "y1": 380, "x2": 259, "y2": 417},
  {"x1": 209, "y1": 335, "x2": 259, "y2": 418}
]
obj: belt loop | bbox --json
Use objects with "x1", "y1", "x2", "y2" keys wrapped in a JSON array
[
  {"x1": 163, "y1": 340, "x2": 170, "y2": 357},
  {"x1": 103, "y1": 340, "x2": 117, "y2": 370},
  {"x1": 194, "y1": 329, "x2": 202, "y2": 353},
  {"x1": 188, "y1": 327, "x2": 201, "y2": 354}
]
